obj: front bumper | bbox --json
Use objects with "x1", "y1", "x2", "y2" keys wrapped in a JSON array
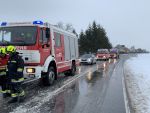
[
  {"x1": 96, "y1": 57, "x2": 109, "y2": 60},
  {"x1": 110, "y1": 54, "x2": 117, "y2": 59},
  {"x1": 80, "y1": 60, "x2": 92, "y2": 64},
  {"x1": 23, "y1": 66, "x2": 42, "y2": 79}
]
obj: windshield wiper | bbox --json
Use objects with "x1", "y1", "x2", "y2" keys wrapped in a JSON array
[{"x1": 12, "y1": 41, "x2": 34, "y2": 46}]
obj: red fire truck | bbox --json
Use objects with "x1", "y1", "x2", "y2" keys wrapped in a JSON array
[
  {"x1": 0, "y1": 21, "x2": 79, "y2": 85},
  {"x1": 96, "y1": 49, "x2": 110, "y2": 60}
]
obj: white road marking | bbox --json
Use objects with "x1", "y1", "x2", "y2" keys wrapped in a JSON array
[
  {"x1": 122, "y1": 72, "x2": 131, "y2": 113},
  {"x1": 52, "y1": 66, "x2": 97, "y2": 94}
]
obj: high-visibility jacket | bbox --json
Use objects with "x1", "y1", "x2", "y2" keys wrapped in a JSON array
[{"x1": 7, "y1": 53, "x2": 24, "y2": 83}]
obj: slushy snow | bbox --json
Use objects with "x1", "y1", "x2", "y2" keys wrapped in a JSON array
[{"x1": 124, "y1": 54, "x2": 150, "y2": 113}]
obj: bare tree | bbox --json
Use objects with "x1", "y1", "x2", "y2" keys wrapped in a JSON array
[
  {"x1": 56, "y1": 22, "x2": 64, "y2": 30},
  {"x1": 56, "y1": 22, "x2": 78, "y2": 37},
  {"x1": 65, "y1": 23, "x2": 73, "y2": 32}
]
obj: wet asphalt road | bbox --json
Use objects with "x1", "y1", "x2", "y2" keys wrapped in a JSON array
[{"x1": 0, "y1": 54, "x2": 130, "y2": 113}]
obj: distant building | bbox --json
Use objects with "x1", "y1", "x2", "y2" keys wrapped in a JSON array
[
  {"x1": 115, "y1": 44, "x2": 130, "y2": 53},
  {"x1": 130, "y1": 46, "x2": 136, "y2": 53}
]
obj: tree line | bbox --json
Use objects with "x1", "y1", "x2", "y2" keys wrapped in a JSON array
[{"x1": 79, "y1": 21, "x2": 112, "y2": 55}]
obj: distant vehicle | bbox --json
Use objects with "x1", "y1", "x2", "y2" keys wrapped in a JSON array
[
  {"x1": 80, "y1": 54, "x2": 96, "y2": 65},
  {"x1": 109, "y1": 49, "x2": 119, "y2": 59},
  {"x1": 96, "y1": 49, "x2": 110, "y2": 60}
]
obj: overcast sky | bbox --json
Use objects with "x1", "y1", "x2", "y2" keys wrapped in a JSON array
[{"x1": 0, "y1": 0, "x2": 150, "y2": 50}]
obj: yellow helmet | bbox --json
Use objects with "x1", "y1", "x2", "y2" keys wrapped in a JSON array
[
  {"x1": 0, "y1": 47, "x2": 6, "y2": 55},
  {"x1": 6, "y1": 45, "x2": 16, "y2": 53}
]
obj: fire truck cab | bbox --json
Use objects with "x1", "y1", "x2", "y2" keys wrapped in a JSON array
[
  {"x1": 109, "y1": 48, "x2": 119, "y2": 59},
  {"x1": 96, "y1": 49, "x2": 110, "y2": 60},
  {"x1": 0, "y1": 21, "x2": 79, "y2": 85}
]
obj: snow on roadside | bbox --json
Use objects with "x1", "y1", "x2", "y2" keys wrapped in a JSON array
[{"x1": 124, "y1": 54, "x2": 150, "y2": 113}]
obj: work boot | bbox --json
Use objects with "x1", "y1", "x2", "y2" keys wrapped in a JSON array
[
  {"x1": 3, "y1": 93, "x2": 11, "y2": 98},
  {"x1": 17, "y1": 90, "x2": 25, "y2": 103},
  {"x1": 18, "y1": 96, "x2": 25, "y2": 103},
  {"x1": 8, "y1": 97, "x2": 18, "y2": 103}
]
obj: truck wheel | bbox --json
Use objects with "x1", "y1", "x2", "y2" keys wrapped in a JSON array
[
  {"x1": 43, "y1": 67, "x2": 55, "y2": 86},
  {"x1": 65, "y1": 63, "x2": 76, "y2": 76},
  {"x1": 70, "y1": 63, "x2": 76, "y2": 76}
]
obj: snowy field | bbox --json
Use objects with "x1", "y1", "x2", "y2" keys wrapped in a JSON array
[{"x1": 124, "y1": 54, "x2": 150, "y2": 113}]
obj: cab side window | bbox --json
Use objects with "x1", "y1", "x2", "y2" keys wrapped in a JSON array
[
  {"x1": 39, "y1": 28, "x2": 48, "y2": 43},
  {"x1": 54, "y1": 32, "x2": 61, "y2": 47},
  {"x1": 43, "y1": 30, "x2": 48, "y2": 42},
  {"x1": 39, "y1": 29, "x2": 43, "y2": 43}
]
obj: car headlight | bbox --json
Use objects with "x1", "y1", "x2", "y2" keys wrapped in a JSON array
[
  {"x1": 88, "y1": 58, "x2": 91, "y2": 62},
  {"x1": 79, "y1": 58, "x2": 81, "y2": 62}
]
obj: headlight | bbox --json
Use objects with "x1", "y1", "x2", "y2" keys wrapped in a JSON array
[
  {"x1": 103, "y1": 63, "x2": 106, "y2": 68},
  {"x1": 79, "y1": 58, "x2": 81, "y2": 62},
  {"x1": 26, "y1": 68, "x2": 35, "y2": 73},
  {"x1": 88, "y1": 58, "x2": 91, "y2": 62}
]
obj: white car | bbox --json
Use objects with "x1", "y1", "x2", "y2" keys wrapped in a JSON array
[{"x1": 80, "y1": 54, "x2": 96, "y2": 65}]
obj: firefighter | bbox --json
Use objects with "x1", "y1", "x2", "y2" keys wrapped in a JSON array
[
  {"x1": 6, "y1": 45, "x2": 25, "y2": 103},
  {"x1": 0, "y1": 47, "x2": 10, "y2": 98}
]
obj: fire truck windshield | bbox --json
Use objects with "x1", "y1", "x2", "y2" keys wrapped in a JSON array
[
  {"x1": 0, "y1": 26, "x2": 37, "y2": 46},
  {"x1": 97, "y1": 49, "x2": 109, "y2": 54}
]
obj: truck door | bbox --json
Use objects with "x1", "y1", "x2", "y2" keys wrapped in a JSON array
[
  {"x1": 39, "y1": 28, "x2": 51, "y2": 64},
  {"x1": 54, "y1": 32, "x2": 64, "y2": 63}
]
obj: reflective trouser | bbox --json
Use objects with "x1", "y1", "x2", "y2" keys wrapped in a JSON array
[
  {"x1": 0, "y1": 75, "x2": 9, "y2": 94},
  {"x1": 10, "y1": 78, "x2": 25, "y2": 98}
]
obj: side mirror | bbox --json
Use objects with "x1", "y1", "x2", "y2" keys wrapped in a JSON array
[{"x1": 46, "y1": 28, "x2": 50, "y2": 38}]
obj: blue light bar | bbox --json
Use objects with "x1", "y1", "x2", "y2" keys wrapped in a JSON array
[
  {"x1": 1, "y1": 22, "x2": 7, "y2": 26},
  {"x1": 33, "y1": 21, "x2": 44, "y2": 25}
]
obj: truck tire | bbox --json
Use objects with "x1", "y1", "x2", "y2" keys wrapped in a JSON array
[
  {"x1": 43, "y1": 67, "x2": 55, "y2": 86},
  {"x1": 70, "y1": 63, "x2": 76, "y2": 76},
  {"x1": 65, "y1": 63, "x2": 76, "y2": 76}
]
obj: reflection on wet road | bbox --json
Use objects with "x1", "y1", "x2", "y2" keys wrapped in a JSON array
[
  {"x1": 0, "y1": 55, "x2": 129, "y2": 113},
  {"x1": 45, "y1": 58, "x2": 125, "y2": 113},
  {"x1": 50, "y1": 57, "x2": 127, "y2": 113},
  {"x1": 67, "y1": 59, "x2": 119, "y2": 113}
]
